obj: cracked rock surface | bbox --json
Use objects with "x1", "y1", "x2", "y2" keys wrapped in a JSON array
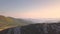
[{"x1": 0, "y1": 23, "x2": 60, "y2": 34}]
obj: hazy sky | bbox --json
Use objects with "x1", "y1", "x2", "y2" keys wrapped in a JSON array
[{"x1": 0, "y1": 0, "x2": 60, "y2": 18}]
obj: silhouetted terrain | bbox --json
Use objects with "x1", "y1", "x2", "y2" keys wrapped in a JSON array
[
  {"x1": 0, "y1": 23, "x2": 60, "y2": 34},
  {"x1": 0, "y1": 15, "x2": 60, "y2": 34},
  {"x1": 21, "y1": 23, "x2": 60, "y2": 34}
]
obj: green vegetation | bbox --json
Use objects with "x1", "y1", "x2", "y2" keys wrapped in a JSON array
[{"x1": 0, "y1": 15, "x2": 33, "y2": 31}]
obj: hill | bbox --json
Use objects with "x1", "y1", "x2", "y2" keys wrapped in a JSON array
[{"x1": 0, "y1": 15, "x2": 33, "y2": 31}]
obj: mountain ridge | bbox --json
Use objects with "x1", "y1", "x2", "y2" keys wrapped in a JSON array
[{"x1": 0, "y1": 15, "x2": 33, "y2": 31}]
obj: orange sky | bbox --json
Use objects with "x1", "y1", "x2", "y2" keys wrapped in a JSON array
[
  {"x1": 0, "y1": 0, "x2": 60, "y2": 19},
  {"x1": 17, "y1": 3, "x2": 60, "y2": 18}
]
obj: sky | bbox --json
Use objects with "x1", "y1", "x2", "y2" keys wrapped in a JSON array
[{"x1": 0, "y1": 0, "x2": 60, "y2": 18}]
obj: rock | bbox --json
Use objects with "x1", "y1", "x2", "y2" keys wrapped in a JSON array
[{"x1": 0, "y1": 23, "x2": 60, "y2": 34}]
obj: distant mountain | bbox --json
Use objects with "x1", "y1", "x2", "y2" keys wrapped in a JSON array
[
  {"x1": 24, "y1": 18, "x2": 60, "y2": 23},
  {"x1": 0, "y1": 15, "x2": 33, "y2": 31}
]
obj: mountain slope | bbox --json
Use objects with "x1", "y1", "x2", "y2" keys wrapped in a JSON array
[{"x1": 0, "y1": 15, "x2": 33, "y2": 31}]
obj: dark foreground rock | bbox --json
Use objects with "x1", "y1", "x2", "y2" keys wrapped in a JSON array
[
  {"x1": 0, "y1": 23, "x2": 60, "y2": 34},
  {"x1": 21, "y1": 23, "x2": 60, "y2": 34},
  {"x1": 0, "y1": 27, "x2": 20, "y2": 34}
]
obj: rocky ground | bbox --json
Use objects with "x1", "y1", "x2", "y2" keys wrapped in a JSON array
[{"x1": 0, "y1": 23, "x2": 60, "y2": 34}]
